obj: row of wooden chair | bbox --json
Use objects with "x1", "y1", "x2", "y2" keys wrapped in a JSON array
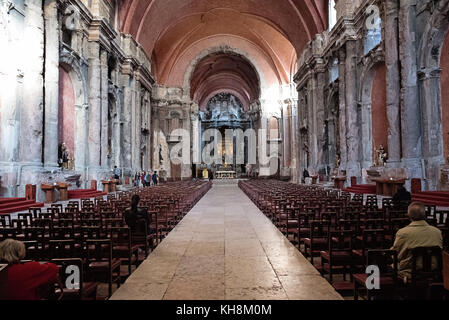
[
  {"x1": 0, "y1": 180, "x2": 212, "y2": 299},
  {"x1": 239, "y1": 179, "x2": 449, "y2": 299}
]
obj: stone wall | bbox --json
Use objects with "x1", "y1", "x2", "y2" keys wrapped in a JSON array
[
  {"x1": 0, "y1": 0, "x2": 154, "y2": 200},
  {"x1": 294, "y1": 0, "x2": 449, "y2": 190}
]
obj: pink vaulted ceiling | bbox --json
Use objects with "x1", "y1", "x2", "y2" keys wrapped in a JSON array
[
  {"x1": 118, "y1": 0, "x2": 328, "y2": 102},
  {"x1": 190, "y1": 53, "x2": 260, "y2": 110}
]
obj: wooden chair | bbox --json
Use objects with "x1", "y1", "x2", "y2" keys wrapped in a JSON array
[
  {"x1": 109, "y1": 227, "x2": 139, "y2": 279},
  {"x1": 51, "y1": 258, "x2": 98, "y2": 300},
  {"x1": 85, "y1": 239, "x2": 121, "y2": 298},
  {"x1": 304, "y1": 221, "x2": 330, "y2": 266},
  {"x1": 49, "y1": 239, "x2": 77, "y2": 259},
  {"x1": 320, "y1": 230, "x2": 354, "y2": 283},
  {"x1": 406, "y1": 246, "x2": 443, "y2": 299},
  {"x1": 353, "y1": 249, "x2": 398, "y2": 300}
]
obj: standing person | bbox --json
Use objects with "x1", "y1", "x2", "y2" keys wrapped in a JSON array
[
  {"x1": 141, "y1": 171, "x2": 146, "y2": 187},
  {"x1": 145, "y1": 172, "x2": 151, "y2": 187},
  {"x1": 0, "y1": 239, "x2": 60, "y2": 300},
  {"x1": 152, "y1": 171, "x2": 159, "y2": 186},
  {"x1": 113, "y1": 166, "x2": 121, "y2": 180},
  {"x1": 134, "y1": 172, "x2": 140, "y2": 187}
]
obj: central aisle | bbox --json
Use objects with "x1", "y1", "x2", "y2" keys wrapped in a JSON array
[{"x1": 111, "y1": 183, "x2": 342, "y2": 300}]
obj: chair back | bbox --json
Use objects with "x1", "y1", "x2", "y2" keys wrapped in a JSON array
[
  {"x1": 443, "y1": 251, "x2": 449, "y2": 291},
  {"x1": 411, "y1": 246, "x2": 443, "y2": 285},
  {"x1": 367, "y1": 249, "x2": 398, "y2": 280},
  {"x1": 51, "y1": 258, "x2": 84, "y2": 300},
  {"x1": 49, "y1": 240, "x2": 76, "y2": 259}
]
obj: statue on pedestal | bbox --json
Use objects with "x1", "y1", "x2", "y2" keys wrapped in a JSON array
[
  {"x1": 336, "y1": 153, "x2": 341, "y2": 168},
  {"x1": 58, "y1": 142, "x2": 69, "y2": 170},
  {"x1": 375, "y1": 144, "x2": 388, "y2": 167}
]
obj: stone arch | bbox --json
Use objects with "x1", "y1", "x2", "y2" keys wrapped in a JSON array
[
  {"x1": 59, "y1": 52, "x2": 89, "y2": 170},
  {"x1": 417, "y1": 0, "x2": 449, "y2": 189},
  {"x1": 358, "y1": 51, "x2": 387, "y2": 169},
  {"x1": 183, "y1": 45, "x2": 265, "y2": 93},
  {"x1": 418, "y1": 0, "x2": 449, "y2": 71}
]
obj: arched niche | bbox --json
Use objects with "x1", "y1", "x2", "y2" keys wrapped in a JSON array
[
  {"x1": 359, "y1": 57, "x2": 388, "y2": 169},
  {"x1": 417, "y1": 0, "x2": 449, "y2": 190},
  {"x1": 58, "y1": 66, "x2": 76, "y2": 164},
  {"x1": 59, "y1": 56, "x2": 89, "y2": 171}
]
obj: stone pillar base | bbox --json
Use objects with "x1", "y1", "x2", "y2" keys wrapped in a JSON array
[
  {"x1": 345, "y1": 162, "x2": 361, "y2": 184},
  {"x1": 401, "y1": 158, "x2": 424, "y2": 190}
]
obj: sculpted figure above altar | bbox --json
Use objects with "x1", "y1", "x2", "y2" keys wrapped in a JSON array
[{"x1": 375, "y1": 145, "x2": 388, "y2": 167}]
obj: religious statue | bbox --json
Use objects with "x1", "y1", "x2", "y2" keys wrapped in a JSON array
[
  {"x1": 159, "y1": 146, "x2": 163, "y2": 166},
  {"x1": 375, "y1": 144, "x2": 388, "y2": 167},
  {"x1": 336, "y1": 153, "x2": 341, "y2": 168},
  {"x1": 58, "y1": 142, "x2": 69, "y2": 170}
]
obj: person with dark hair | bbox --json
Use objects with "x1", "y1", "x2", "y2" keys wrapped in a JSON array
[
  {"x1": 392, "y1": 186, "x2": 411, "y2": 208},
  {"x1": 113, "y1": 166, "x2": 121, "y2": 180},
  {"x1": 152, "y1": 171, "x2": 159, "y2": 186},
  {"x1": 124, "y1": 195, "x2": 151, "y2": 234},
  {"x1": 391, "y1": 202, "x2": 442, "y2": 282},
  {"x1": 134, "y1": 172, "x2": 140, "y2": 187}
]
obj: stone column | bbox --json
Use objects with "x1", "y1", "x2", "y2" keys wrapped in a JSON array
[
  {"x1": 100, "y1": 50, "x2": 109, "y2": 168},
  {"x1": 74, "y1": 104, "x2": 88, "y2": 170},
  {"x1": 338, "y1": 47, "x2": 348, "y2": 171},
  {"x1": 290, "y1": 98, "x2": 300, "y2": 183},
  {"x1": 88, "y1": 42, "x2": 101, "y2": 168},
  {"x1": 132, "y1": 82, "x2": 142, "y2": 170},
  {"x1": 399, "y1": 0, "x2": 423, "y2": 179},
  {"x1": 315, "y1": 68, "x2": 326, "y2": 173},
  {"x1": 283, "y1": 103, "x2": 291, "y2": 169},
  {"x1": 344, "y1": 39, "x2": 361, "y2": 179},
  {"x1": 0, "y1": 1, "x2": 22, "y2": 164},
  {"x1": 418, "y1": 68, "x2": 445, "y2": 190},
  {"x1": 43, "y1": 0, "x2": 59, "y2": 168},
  {"x1": 308, "y1": 80, "x2": 316, "y2": 171},
  {"x1": 191, "y1": 111, "x2": 201, "y2": 166},
  {"x1": 20, "y1": 0, "x2": 44, "y2": 165},
  {"x1": 146, "y1": 92, "x2": 152, "y2": 170},
  {"x1": 121, "y1": 73, "x2": 133, "y2": 173},
  {"x1": 298, "y1": 87, "x2": 309, "y2": 175},
  {"x1": 384, "y1": 0, "x2": 402, "y2": 165}
]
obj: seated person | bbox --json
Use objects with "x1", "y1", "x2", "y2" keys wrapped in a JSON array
[
  {"x1": 391, "y1": 202, "x2": 442, "y2": 283},
  {"x1": 124, "y1": 194, "x2": 152, "y2": 234},
  {"x1": 392, "y1": 186, "x2": 411, "y2": 208},
  {"x1": 0, "y1": 239, "x2": 59, "y2": 300},
  {"x1": 302, "y1": 169, "x2": 310, "y2": 184}
]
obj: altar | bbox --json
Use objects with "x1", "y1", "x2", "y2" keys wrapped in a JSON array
[
  {"x1": 216, "y1": 171, "x2": 236, "y2": 179},
  {"x1": 372, "y1": 177, "x2": 405, "y2": 197}
]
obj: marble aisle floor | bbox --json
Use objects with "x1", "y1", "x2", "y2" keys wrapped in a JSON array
[{"x1": 110, "y1": 183, "x2": 343, "y2": 300}]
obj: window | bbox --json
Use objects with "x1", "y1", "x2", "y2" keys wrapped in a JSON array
[
  {"x1": 364, "y1": 17, "x2": 382, "y2": 55},
  {"x1": 328, "y1": 0, "x2": 337, "y2": 31},
  {"x1": 329, "y1": 58, "x2": 339, "y2": 83}
]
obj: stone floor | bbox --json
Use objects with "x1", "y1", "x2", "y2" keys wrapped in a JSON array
[{"x1": 110, "y1": 182, "x2": 343, "y2": 300}]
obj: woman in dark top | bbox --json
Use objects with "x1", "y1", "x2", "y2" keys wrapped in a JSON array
[
  {"x1": 124, "y1": 195, "x2": 151, "y2": 234},
  {"x1": 392, "y1": 186, "x2": 412, "y2": 208}
]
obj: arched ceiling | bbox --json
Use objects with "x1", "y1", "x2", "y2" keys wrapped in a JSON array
[
  {"x1": 190, "y1": 53, "x2": 260, "y2": 110},
  {"x1": 118, "y1": 0, "x2": 328, "y2": 101}
]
